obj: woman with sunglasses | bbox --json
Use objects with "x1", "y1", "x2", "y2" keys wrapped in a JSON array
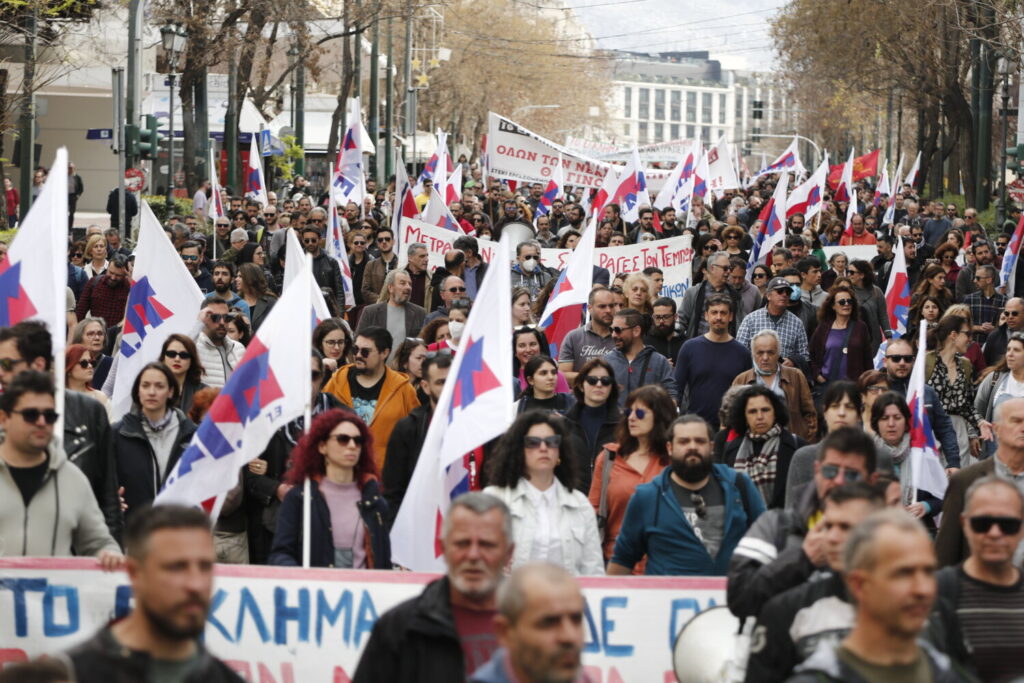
[
  {"x1": 934, "y1": 242, "x2": 961, "y2": 289},
  {"x1": 809, "y1": 286, "x2": 873, "y2": 390},
  {"x1": 268, "y1": 410, "x2": 391, "y2": 569},
  {"x1": 68, "y1": 239, "x2": 86, "y2": 268},
  {"x1": 783, "y1": 381, "x2": 861, "y2": 506},
  {"x1": 722, "y1": 384, "x2": 804, "y2": 510},
  {"x1": 71, "y1": 317, "x2": 112, "y2": 391},
  {"x1": 871, "y1": 391, "x2": 941, "y2": 528},
  {"x1": 926, "y1": 315, "x2": 984, "y2": 467},
  {"x1": 750, "y1": 263, "x2": 772, "y2": 298},
  {"x1": 856, "y1": 369, "x2": 889, "y2": 434},
  {"x1": 483, "y1": 411, "x2": 604, "y2": 576},
  {"x1": 514, "y1": 355, "x2": 576, "y2": 416},
  {"x1": 847, "y1": 259, "x2": 890, "y2": 355},
  {"x1": 65, "y1": 343, "x2": 112, "y2": 418},
  {"x1": 314, "y1": 317, "x2": 354, "y2": 374},
  {"x1": 564, "y1": 357, "x2": 621, "y2": 492},
  {"x1": 588, "y1": 385, "x2": 675, "y2": 565},
  {"x1": 112, "y1": 362, "x2": 198, "y2": 522},
  {"x1": 722, "y1": 225, "x2": 749, "y2": 262},
  {"x1": 159, "y1": 334, "x2": 206, "y2": 415}
]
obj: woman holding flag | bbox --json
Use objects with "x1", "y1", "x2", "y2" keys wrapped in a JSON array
[{"x1": 268, "y1": 410, "x2": 391, "y2": 569}]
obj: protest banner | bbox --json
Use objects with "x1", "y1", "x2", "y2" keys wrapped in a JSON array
[
  {"x1": 398, "y1": 217, "x2": 694, "y2": 308},
  {"x1": 0, "y1": 558, "x2": 725, "y2": 682},
  {"x1": 488, "y1": 113, "x2": 675, "y2": 192}
]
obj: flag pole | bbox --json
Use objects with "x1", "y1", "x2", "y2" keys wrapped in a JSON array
[{"x1": 301, "y1": 252, "x2": 315, "y2": 569}]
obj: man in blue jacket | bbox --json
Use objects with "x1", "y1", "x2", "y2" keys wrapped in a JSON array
[{"x1": 608, "y1": 415, "x2": 765, "y2": 575}]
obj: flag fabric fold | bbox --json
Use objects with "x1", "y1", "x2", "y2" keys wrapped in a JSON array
[
  {"x1": 884, "y1": 236, "x2": 911, "y2": 336},
  {"x1": 1000, "y1": 214, "x2": 1024, "y2": 296},
  {"x1": 907, "y1": 325, "x2": 949, "y2": 501},
  {"x1": 747, "y1": 172, "x2": 789, "y2": 270},
  {"x1": 327, "y1": 182, "x2": 356, "y2": 309},
  {"x1": 390, "y1": 233, "x2": 515, "y2": 571},
  {"x1": 247, "y1": 135, "x2": 268, "y2": 207},
  {"x1": 539, "y1": 217, "x2": 597, "y2": 355},
  {"x1": 786, "y1": 155, "x2": 828, "y2": 219},
  {"x1": 332, "y1": 98, "x2": 366, "y2": 207},
  {"x1": 753, "y1": 137, "x2": 806, "y2": 178}
]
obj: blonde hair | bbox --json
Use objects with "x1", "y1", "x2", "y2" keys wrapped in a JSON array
[
  {"x1": 943, "y1": 303, "x2": 973, "y2": 327},
  {"x1": 622, "y1": 272, "x2": 655, "y2": 308},
  {"x1": 85, "y1": 234, "x2": 106, "y2": 261}
]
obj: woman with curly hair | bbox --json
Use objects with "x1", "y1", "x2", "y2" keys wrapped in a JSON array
[
  {"x1": 483, "y1": 411, "x2": 604, "y2": 575},
  {"x1": 934, "y1": 242, "x2": 961, "y2": 289},
  {"x1": 588, "y1": 385, "x2": 675, "y2": 562},
  {"x1": 622, "y1": 272, "x2": 655, "y2": 316},
  {"x1": 268, "y1": 410, "x2": 391, "y2": 568}
]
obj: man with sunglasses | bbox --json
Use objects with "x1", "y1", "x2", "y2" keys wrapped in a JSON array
[
  {"x1": 983, "y1": 298, "x2": 1024, "y2": 365},
  {"x1": 954, "y1": 240, "x2": 995, "y2": 301},
  {"x1": 937, "y1": 396, "x2": 1024, "y2": 566},
  {"x1": 424, "y1": 275, "x2": 467, "y2": 325},
  {"x1": 362, "y1": 227, "x2": 399, "y2": 305},
  {"x1": 728, "y1": 427, "x2": 879, "y2": 619},
  {"x1": 0, "y1": 370, "x2": 122, "y2": 565},
  {"x1": 192, "y1": 299, "x2": 246, "y2": 389},
  {"x1": 883, "y1": 338, "x2": 961, "y2": 471},
  {"x1": 608, "y1": 415, "x2": 764, "y2": 576},
  {"x1": 178, "y1": 240, "x2": 213, "y2": 294},
  {"x1": 933, "y1": 477, "x2": 1024, "y2": 681},
  {"x1": 301, "y1": 225, "x2": 345, "y2": 312},
  {"x1": 607, "y1": 307, "x2": 677, "y2": 405}
]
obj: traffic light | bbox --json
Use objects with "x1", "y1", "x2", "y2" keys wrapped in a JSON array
[
  {"x1": 1007, "y1": 144, "x2": 1024, "y2": 175},
  {"x1": 138, "y1": 114, "x2": 161, "y2": 160},
  {"x1": 124, "y1": 124, "x2": 140, "y2": 159}
]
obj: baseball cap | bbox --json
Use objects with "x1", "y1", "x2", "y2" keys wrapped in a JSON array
[{"x1": 767, "y1": 276, "x2": 794, "y2": 292}]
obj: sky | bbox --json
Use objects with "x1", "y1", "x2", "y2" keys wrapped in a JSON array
[{"x1": 563, "y1": 0, "x2": 788, "y2": 71}]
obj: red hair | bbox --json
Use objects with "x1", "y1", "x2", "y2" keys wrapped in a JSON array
[
  {"x1": 285, "y1": 409, "x2": 378, "y2": 486},
  {"x1": 64, "y1": 344, "x2": 89, "y2": 378}
]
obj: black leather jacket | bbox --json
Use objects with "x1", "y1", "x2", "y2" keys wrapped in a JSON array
[{"x1": 63, "y1": 391, "x2": 122, "y2": 543}]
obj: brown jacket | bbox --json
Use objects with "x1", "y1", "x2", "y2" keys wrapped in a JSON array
[
  {"x1": 361, "y1": 253, "x2": 399, "y2": 304},
  {"x1": 935, "y1": 457, "x2": 997, "y2": 567},
  {"x1": 732, "y1": 366, "x2": 818, "y2": 442}
]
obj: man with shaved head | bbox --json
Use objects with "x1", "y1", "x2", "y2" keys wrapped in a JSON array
[{"x1": 983, "y1": 297, "x2": 1024, "y2": 365}]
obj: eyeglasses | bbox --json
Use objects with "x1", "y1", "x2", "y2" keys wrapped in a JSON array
[
  {"x1": 691, "y1": 492, "x2": 707, "y2": 519},
  {"x1": 886, "y1": 354, "x2": 914, "y2": 364},
  {"x1": 72, "y1": 252, "x2": 83, "y2": 259},
  {"x1": 180, "y1": 254, "x2": 199, "y2": 261},
  {"x1": 354, "y1": 347, "x2": 374, "y2": 358},
  {"x1": 835, "y1": 298, "x2": 853, "y2": 306},
  {"x1": 703, "y1": 245, "x2": 718, "y2": 252},
  {"x1": 10, "y1": 408, "x2": 60, "y2": 425},
  {"x1": 264, "y1": 213, "x2": 276, "y2": 218},
  {"x1": 164, "y1": 350, "x2": 192, "y2": 360},
  {"x1": 975, "y1": 275, "x2": 992, "y2": 281},
  {"x1": 610, "y1": 325, "x2": 635, "y2": 335},
  {"x1": 426, "y1": 349, "x2": 453, "y2": 359},
  {"x1": 629, "y1": 407, "x2": 647, "y2": 419},
  {"x1": 323, "y1": 339, "x2": 346, "y2": 348},
  {"x1": 377, "y1": 237, "x2": 392, "y2": 243},
  {"x1": 447, "y1": 286, "x2": 467, "y2": 293},
  {"x1": 208, "y1": 314, "x2": 228, "y2": 323},
  {"x1": 328, "y1": 433, "x2": 364, "y2": 447},
  {"x1": 216, "y1": 223, "x2": 230, "y2": 228},
  {"x1": 584, "y1": 375, "x2": 613, "y2": 387},
  {"x1": 1007, "y1": 310, "x2": 1022, "y2": 317},
  {"x1": 866, "y1": 384, "x2": 888, "y2": 394},
  {"x1": 353, "y1": 241, "x2": 367, "y2": 247},
  {"x1": 303, "y1": 238, "x2": 320, "y2": 245},
  {"x1": 968, "y1": 516, "x2": 1023, "y2": 535},
  {"x1": 524, "y1": 435, "x2": 562, "y2": 449},
  {"x1": 820, "y1": 463, "x2": 862, "y2": 483},
  {"x1": 76, "y1": 358, "x2": 97, "y2": 369},
  {"x1": 0, "y1": 357, "x2": 25, "y2": 371}
]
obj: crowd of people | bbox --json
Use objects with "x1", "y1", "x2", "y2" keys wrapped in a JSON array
[{"x1": 2, "y1": 168, "x2": 1024, "y2": 682}]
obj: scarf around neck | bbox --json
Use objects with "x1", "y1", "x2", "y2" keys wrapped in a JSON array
[{"x1": 735, "y1": 423, "x2": 782, "y2": 503}]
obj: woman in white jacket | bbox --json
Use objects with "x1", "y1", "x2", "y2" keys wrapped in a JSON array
[{"x1": 484, "y1": 410, "x2": 605, "y2": 576}]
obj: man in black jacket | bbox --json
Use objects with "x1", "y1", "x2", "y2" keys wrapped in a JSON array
[
  {"x1": 354, "y1": 492, "x2": 514, "y2": 682},
  {"x1": 383, "y1": 353, "x2": 451, "y2": 524},
  {"x1": 64, "y1": 505, "x2": 244, "y2": 683}
]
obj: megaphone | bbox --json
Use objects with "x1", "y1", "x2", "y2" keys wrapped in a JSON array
[
  {"x1": 500, "y1": 221, "x2": 535, "y2": 248},
  {"x1": 672, "y1": 606, "x2": 749, "y2": 683}
]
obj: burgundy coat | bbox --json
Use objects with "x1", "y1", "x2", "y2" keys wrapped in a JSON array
[{"x1": 809, "y1": 319, "x2": 872, "y2": 383}]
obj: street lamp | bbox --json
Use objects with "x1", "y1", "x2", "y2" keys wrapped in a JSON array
[
  {"x1": 998, "y1": 53, "x2": 1016, "y2": 229},
  {"x1": 161, "y1": 22, "x2": 187, "y2": 212}
]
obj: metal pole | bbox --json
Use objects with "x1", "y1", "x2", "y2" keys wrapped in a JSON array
[
  {"x1": 885, "y1": 91, "x2": 893, "y2": 163},
  {"x1": 18, "y1": 5, "x2": 37, "y2": 222},
  {"x1": 976, "y1": 39, "x2": 994, "y2": 211},
  {"x1": 113, "y1": 68, "x2": 126, "y2": 237},
  {"x1": 195, "y1": 69, "x2": 210, "y2": 191},
  {"x1": 353, "y1": 1, "x2": 363, "y2": 98},
  {"x1": 167, "y1": 72, "x2": 176, "y2": 211},
  {"x1": 403, "y1": 0, "x2": 413, "y2": 139},
  {"x1": 226, "y1": 56, "x2": 239, "y2": 191},
  {"x1": 126, "y1": 0, "x2": 144, "y2": 169},
  {"x1": 385, "y1": 15, "x2": 394, "y2": 180},
  {"x1": 369, "y1": 16, "x2": 380, "y2": 182},
  {"x1": 295, "y1": 57, "x2": 305, "y2": 176},
  {"x1": 999, "y1": 70, "x2": 1010, "y2": 228}
]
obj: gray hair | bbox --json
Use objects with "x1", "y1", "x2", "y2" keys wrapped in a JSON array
[
  {"x1": 309, "y1": 206, "x2": 327, "y2": 219},
  {"x1": 441, "y1": 492, "x2": 512, "y2": 541},
  {"x1": 104, "y1": 227, "x2": 120, "y2": 238},
  {"x1": 383, "y1": 268, "x2": 410, "y2": 290},
  {"x1": 440, "y1": 274, "x2": 464, "y2": 291},
  {"x1": 978, "y1": 264, "x2": 998, "y2": 281},
  {"x1": 71, "y1": 316, "x2": 107, "y2": 343},
  {"x1": 407, "y1": 242, "x2": 427, "y2": 258},
  {"x1": 964, "y1": 475, "x2": 1024, "y2": 516},
  {"x1": 718, "y1": 385, "x2": 750, "y2": 431},
  {"x1": 230, "y1": 228, "x2": 249, "y2": 243},
  {"x1": 705, "y1": 251, "x2": 730, "y2": 270},
  {"x1": 516, "y1": 240, "x2": 542, "y2": 257},
  {"x1": 497, "y1": 563, "x2": 579, "y2": 624},
  {"x1": 994, "y1": 395, "x2": 1024, "y2": 423},
  {"x1": 749, "y1": 328, "x2": 781, "y2": 360},
  {"x1": 843, "y1": 509, "x2": 928, "y2": 576}
]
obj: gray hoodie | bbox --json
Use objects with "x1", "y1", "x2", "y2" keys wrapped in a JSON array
[{"x1": 0, "y1": 445, "x2": 119, "y2": 557}]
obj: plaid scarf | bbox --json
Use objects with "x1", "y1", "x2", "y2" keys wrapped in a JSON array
[{"x1": 735, "y1": 423, "x2": 782, "y2": 504}]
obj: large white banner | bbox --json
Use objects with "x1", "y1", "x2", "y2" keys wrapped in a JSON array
[
  {"x1": 0, "y1": 558, "x2": 725, "y2": 682},
  {"x1": 398, "y1": 218, "x2": 694, "y2": 307}
]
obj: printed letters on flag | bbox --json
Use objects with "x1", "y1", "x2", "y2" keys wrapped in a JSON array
[
  {"x1": 110, "y1": 201, "x2": 204, "y2": 419},
  {"x1": 156, "y1": 263, "x2": 313, "y2": 509},
  {"x1": 390, "y1": 234, "x2": 515, "y2": 571}
]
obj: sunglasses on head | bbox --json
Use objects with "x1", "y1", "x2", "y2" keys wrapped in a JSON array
[
  {"x1": 524, "y1": 435, "x2": 562, "y2": 449},
  {"x1": 820, "y1": 463, "x2": 862, "y2": 482},
  {"x1": 11, "y1": 408, "x2": 60, "y2": 425},
  {"x1": 426, "y1": 348, "x2": 453, "y2": 359},
  {"x1": 584, "y1": 375, "x2": 613, "y2": 386},
  {"x1": 886, "y1": 354, "x2": 914, "y2": 363},
  {"x1": 164, "y1": 350, "x2": 192, "y2": 360},
  {"x1": 968, "y1": 516, "x2": 1023, "y2": 535},
  {"x1": 328, "y1": 433, "x2": 363, "y2": 447},
  {"x1": 76, "y1": 358, "x2": 97, "y2": 369}
]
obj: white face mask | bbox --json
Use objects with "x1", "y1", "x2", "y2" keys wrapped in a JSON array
[
  {"x1": 521, "y1": 256, "x2": 537, "y2": 273},
  {"x1": 448, "y1": 321, "x2": 466, "y2": 340}
]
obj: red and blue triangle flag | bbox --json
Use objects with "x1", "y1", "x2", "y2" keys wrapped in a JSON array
[
  {"x1": 156, "y1": 261, "x2": 313, "y2": 510},
  {"x1": 1000, "y1": 214, "x2": 1024, "y2": 296},
  {"x1": 884, "y1": 236, "x2": 911, "y2": 336},
  {"x1": 747, "y1": 172, "x2": 789, "y2": 271},
  {"x1": 907, "y1": 324, "x2": 949, "y2": 500},
  {"x1": 246, "y1": 135, "x2": 268, "y2": 207},
  {"x1": 390, "y1": 233, "x2": 515, "y2": 571},
  {"x1": 787, "y1": 155, "x2": 828, "y2": 219},
  {"x1": 332, "y1": 98, "x2": 366, "y2": 207},
  {"x1": 327, "y1": 178, "x2": 356, "y2": 309},
  {"x1": 539, "y1": 216, "x2": 597, "y2": 356}
]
